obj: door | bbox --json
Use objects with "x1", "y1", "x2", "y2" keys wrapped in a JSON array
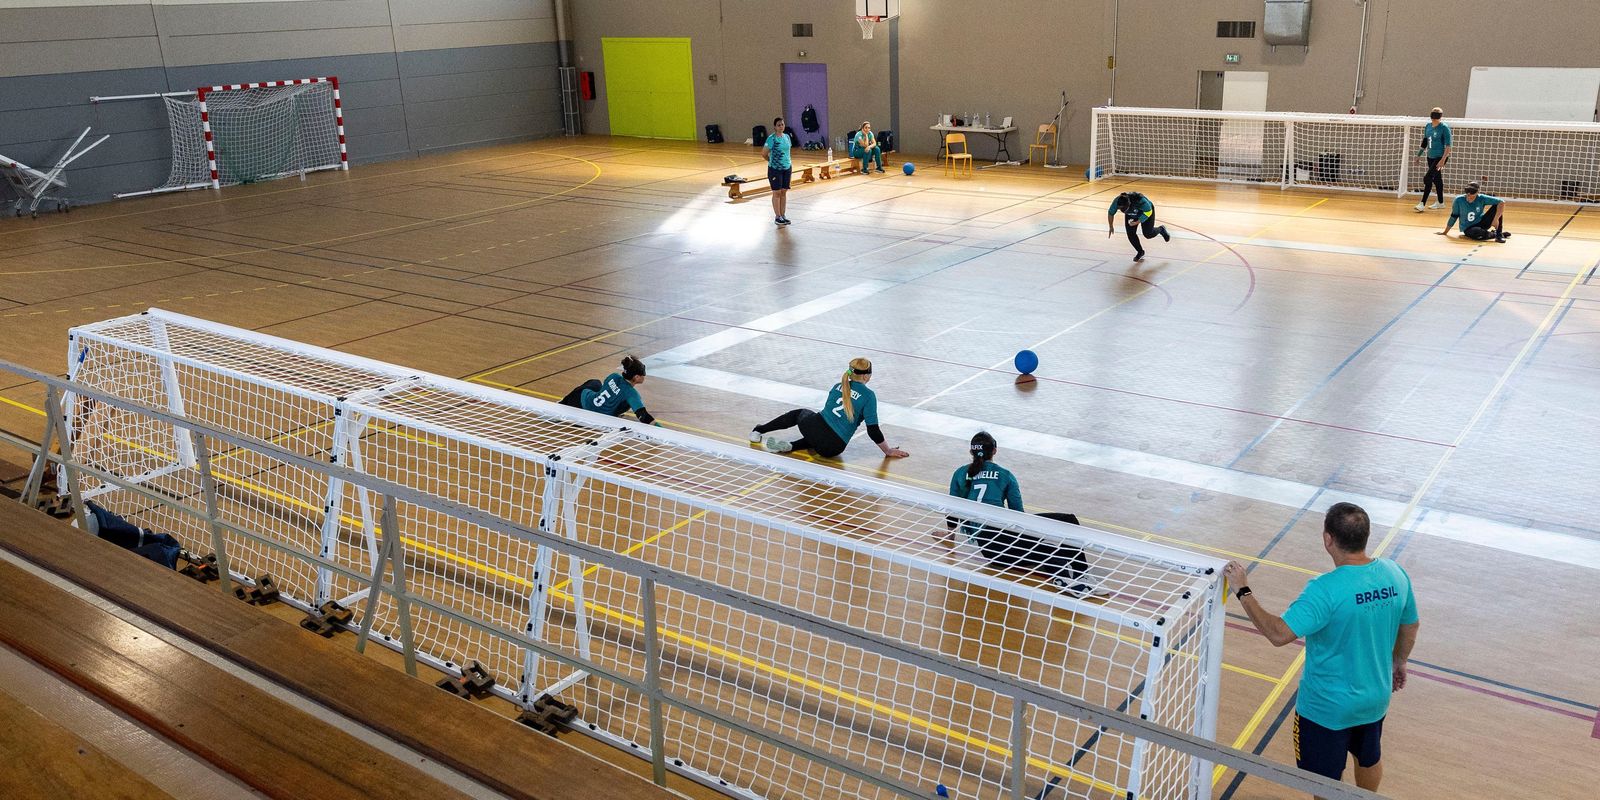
[
  {"x1": 601, "y1": 38, "x2": 697, "y2": 139},
  {"x1": 781, "y1": 63, "x2": 829, "y2": 151},
  {"x1": 1216, "y1": 71, "x2": 1268, "y2": 180}
]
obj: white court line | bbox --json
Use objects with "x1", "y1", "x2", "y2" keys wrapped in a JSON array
[
  {"x1": 647, "y1": 280, "x2": 898, "y2": 368},
  {"x1": 654, "y1": 363, "x2": 1600, "y2": 571}
]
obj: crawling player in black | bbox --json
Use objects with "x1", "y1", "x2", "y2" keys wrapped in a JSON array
[{"x1": 1107, "y1": 191, "x2": 1170, "y2": 261}]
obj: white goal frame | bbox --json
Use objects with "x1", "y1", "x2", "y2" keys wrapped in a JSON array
[
  {"x1": 1090, "y1": 106, "x2": 1600, "y2": 204},
  {"x1": 62, "y1": 308, "x2": 1229, "y2": 800}
]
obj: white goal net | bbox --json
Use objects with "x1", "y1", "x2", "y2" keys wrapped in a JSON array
[
  {"x1": 147, "y1": 78, "x2": 348, "y2": 195},
  {"x1": 64, "y1": 309, "x2": 1227, "y2": 800},
  {"x1": 1091, "y1": 106, "x2": 1600, "y2": 204}
]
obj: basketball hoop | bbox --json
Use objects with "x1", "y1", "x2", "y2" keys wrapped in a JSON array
[{"x1": 856, "y1": 15, "x2": 883, "y2": 39}]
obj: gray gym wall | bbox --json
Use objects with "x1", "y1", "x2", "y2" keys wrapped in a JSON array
[
  {"x1": 0, "y1": 1, "x2": 565, "y2": 204},
  {"x1": 569, "y1": 0, "x2": 1600, "y2": 164}
]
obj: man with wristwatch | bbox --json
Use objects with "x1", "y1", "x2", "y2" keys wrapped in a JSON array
[{"x1": 1223, "y1": 502, "x2": 1420, "y2": 796}]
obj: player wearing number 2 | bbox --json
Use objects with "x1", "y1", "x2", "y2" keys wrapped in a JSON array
[{"x1": 750, "y1": 357, "x2": 909, "y2": 459}]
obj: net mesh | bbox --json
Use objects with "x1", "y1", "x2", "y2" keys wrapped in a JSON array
[
  {"x1": 153, "y1": 82, "x2": 342, "y2": 193},
  {"x1": 1092, "y1": 107, "x2": 1600, "y2": 203},
  {"x1": 857, "y1": 16, "x2": 880, "y2": 39},
  {"x1": 66, "y1": 309, "x2": 1225, "y2": 800}
]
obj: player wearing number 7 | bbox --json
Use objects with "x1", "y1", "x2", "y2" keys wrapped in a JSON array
[
  {"x1": 750, "y1": 357, "x2": 909, "y2": 459},
  {"x1": 1107, "y1": 191, "x2": 1170, "y2": 261}
]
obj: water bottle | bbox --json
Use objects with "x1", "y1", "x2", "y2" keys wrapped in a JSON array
[
  {"x1": 827, "y1": 146, "x2": 833, "y2": 161},
  {"x1": 985, "y1": 113, "x2": 992, "y2": 128}
]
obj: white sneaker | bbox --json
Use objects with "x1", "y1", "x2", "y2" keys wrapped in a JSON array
[
  {"x1": 762, "y1": 436, "x2": 793, "y2": 453},
  {"x1": 748, "y1": 430, "x2": 762, "y2": 443},
  {"x1": 1413, "y1": 202, "x2": 1426, "y2": 212},
  {"x1": 1428, "y1": 202, "x2": 1444, "y2": 209}
]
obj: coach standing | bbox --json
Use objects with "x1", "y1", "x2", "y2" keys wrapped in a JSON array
[{"x1": 1223, "y1": 503, "x2": 1419, "y2": 795}]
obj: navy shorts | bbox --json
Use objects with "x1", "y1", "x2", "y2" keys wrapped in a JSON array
[
  {"x1": 767, "y1": 166, "x2": 792, "y2": 190},
  {"x1": 1294, "y1": 713, "x2": 1384, "y2": 780}
]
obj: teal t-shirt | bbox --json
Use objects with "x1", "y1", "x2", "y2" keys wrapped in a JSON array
[
  {"x1": 948, "y1": 461, "x2": 1023, "y2": 512},
  {"x1": 1420, "y1": 121, "x2": 1452, "y2": 158},
  {"x1": 766, "y1": 132, "x2": 792, "y2": 169},
  {"x1": 1108, "y1": 195, "x2": 1154, "y2": 224},
  {"x1": 851, "y1": 130, "x2": 878, "y2": 152},
  {"x1": 580, "y1": 372, "x2": 644, "y2": 418},
  {"x1": 819, "y1": 381, "x2": 877, "y2": 442},
  {"x1": 1449, "y1": 193, "x2": 1501, "y2": 230},
  {"x1": 1283, "y1": 559, "x2": 1419, "y2": 729}
]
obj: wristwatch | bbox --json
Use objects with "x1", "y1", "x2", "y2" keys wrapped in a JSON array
[{"x1": 1234, "y1": 586, "x2": 1253, "y2": 600}]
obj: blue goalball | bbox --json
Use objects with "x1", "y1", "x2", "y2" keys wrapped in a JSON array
[
  {"x1": 1014, "y1": 349, "x2": 1039, "y2": 375},
  {"x1": 1085, "y1": 166, "x2": 1104, "y2": 180},
  {"x1": 902, "y1": 162, "x2": 916, "y2": 175}
]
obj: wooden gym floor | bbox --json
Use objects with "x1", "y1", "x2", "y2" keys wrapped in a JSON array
[{"x1": 0, "y1": 136, "x2": 1596, "y2": 799}]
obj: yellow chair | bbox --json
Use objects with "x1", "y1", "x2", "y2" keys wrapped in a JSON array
[
  {"x1": 1029, "y1": 124, "x2": 1057, "y2": 167},
  {"x1": 943, "y1": 132, "x2": 973, "y2": 177}
]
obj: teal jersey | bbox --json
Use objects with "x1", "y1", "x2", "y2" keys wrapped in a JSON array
[
  {"x1": 1109, "y1": 195, "x2": 1154, "y2": 222},
  {"x1": 948, "y1": 461, "x2": 1024, "y2": 512},
  {"x1": 1449, "y1": 193, "x2": 1501, "y2": 229},
  {"x1": 766, "y1": 132, "x2": 792, "y2": 169},
  {"x1": 819, "y1": 381, "x2": 877, "y2": 442},
  {"x1": 851, "y1": 130, "x2": 878, "y2": 151},
  {"x1": 580, "y1": 372, "x2": 644, "y2": 418},
  {"x1": 1283, "y1": 559, "x2": 1419, "y2": 729},
  {"x1": 1420, "y1": 121, "x2": 1451, "y2": 158}
]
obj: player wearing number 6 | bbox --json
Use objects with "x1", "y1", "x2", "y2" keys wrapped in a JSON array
[
  {"x1": 1437, "y1": 180, "x2": 1509, "y2": 243},
  {"x1": 559, "y1": 355, "x2": 661, "y2": 425},
  {"x1": 1107, "y1": 191, "x2": 1170, "y2": 261},
  {"x1": 750, "y1": 357, "x2": 909, "y2": 459}
]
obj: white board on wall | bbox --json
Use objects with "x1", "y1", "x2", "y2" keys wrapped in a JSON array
[{"x1": 1465, "y1": 67, "x2": 1600, "y2": 122}]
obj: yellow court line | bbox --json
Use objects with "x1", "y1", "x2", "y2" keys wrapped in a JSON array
[
  {"x1": 0, "y1": 396, "x2": 46, "y2": 416},
  {"x1": 1211, "y1": 650, "x2": 1306, "y2": 786}
]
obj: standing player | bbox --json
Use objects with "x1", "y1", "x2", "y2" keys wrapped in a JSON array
[
  {"x1": 764, "y1": 116, "x2": 793, "y2": 226},
  {"x1": 946, "y1": 432, "x2": 1102, "y2": 597},
  {"x1": 749, "y1": 357, "x2": 908, "y2": 459},
  {"x1": 1415, "y1": 107, "x2": 1452, "y2": 212},
  {"x1": 1107, "y1": 191, "x2": 1170, "y2": 261},
  {"x1": 1437, "y1": 180, "x2": 1509, "y2": 242},
  {"x1": 559, "y1": 355, "x2": 661, "y2": 426}
]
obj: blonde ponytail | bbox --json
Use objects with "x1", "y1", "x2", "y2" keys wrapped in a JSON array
[{"x1": 840, "y1": 357, "x2": 872, "y2": 422}]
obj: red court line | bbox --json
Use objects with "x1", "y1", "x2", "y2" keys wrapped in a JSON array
[
  {"x1": 1593, "y1": 708, "x2": 1600, "y2": 740},
  {"x1": 669, "y1": 315, "x2": 1456, "y2": 449}
]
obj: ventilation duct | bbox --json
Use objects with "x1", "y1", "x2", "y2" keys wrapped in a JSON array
[{"x1": 1264, "y1": 0, "x2": 1312, "y2": 46}]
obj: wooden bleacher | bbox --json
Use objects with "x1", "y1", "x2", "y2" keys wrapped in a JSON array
[
  {"x1": 0, "y1": 499, "x2": 680, "y2": 800},
  {"x1": 0, "y1": 690, "x2": 171, "y2": 800}
]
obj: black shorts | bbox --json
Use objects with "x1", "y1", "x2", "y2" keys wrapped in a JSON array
[
  {"x1": 767, "y1": 166, "x2": 792, "y2": 191},
  {"x1": 1294, "y1": 713, "x2": 1383, "y2": 780},
  {"x1": 795, "y1": 409, "x2": 846, "y2": 457},
  {"x1": 559, "y1": 379, "x2": 602, "y2": 408}
]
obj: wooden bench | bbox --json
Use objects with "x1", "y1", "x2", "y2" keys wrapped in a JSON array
[
  {"x1": 723, "y1": 157, "x2": 863, "y2": 199},
  {"x1": 0, "y1": 500, "x2": 679, "y2": 800},
  {"x1": 0, "y1": 690, "x2": 171, "y2": 799}
]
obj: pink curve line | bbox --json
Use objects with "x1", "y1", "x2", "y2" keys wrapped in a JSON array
[{"x1": 1162, "y1": 221, "x2": 1258, "y2": 314}]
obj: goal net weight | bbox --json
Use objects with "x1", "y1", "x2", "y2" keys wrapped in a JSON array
[
  {"x1": 141, "y1": 77, "x2": 348, "y2": 196},
  {"x1": 1090, "y1": 106, "x2": 1600, "y2": 204}
]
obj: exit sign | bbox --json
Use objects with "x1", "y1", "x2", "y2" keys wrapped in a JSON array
[{"x1": 1224, "y1": 53, "x2": 1241, "y2": 64}]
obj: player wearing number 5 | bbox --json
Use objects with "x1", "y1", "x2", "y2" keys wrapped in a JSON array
[
  {"x1": 750, "y1": 357, "x2": 909, "y2": 459},
  {"x1": 1107, "y1": 191, "x2": 1170, "y2": 261},
  {"x1": 559, "y1": 355, "x2": 661, "y2": 425}
]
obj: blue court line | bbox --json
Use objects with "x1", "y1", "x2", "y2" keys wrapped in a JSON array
[
  {"x1": 1244, "y1": 467, "x2": 1344, "y2": 574},
  {"x1": 1453, "y1": 291, "x2": 1505, "y2": 345},
  {"x1": 1226, "y1": 250, "x2": 1478, "y2": 468},
  {"x1": 1516, "y1": 206, "x2": 1583, "y2": 278},
  {"x1": 1407, "y1": 658, "x2": 1598, "y2": 712},
  {"x1": 1461, "y1": 297, "x2": 1577, "y2": 439},
  {"x1": 1216, "y1": 690, "x2": 1300, "y2": 800}
]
